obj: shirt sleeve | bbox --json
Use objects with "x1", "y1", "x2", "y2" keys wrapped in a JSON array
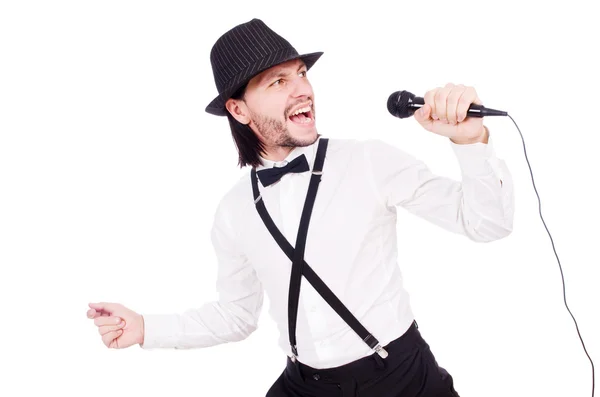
[
  {"x1": 364, "y1": 131, "x2": 514, "y2": 242},
  {"x1": 139, "y1": 195, "x2": 264, "y2": 349}
]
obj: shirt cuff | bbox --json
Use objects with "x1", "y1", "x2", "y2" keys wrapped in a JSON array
[
  {"x1": 138, "y1": 313, "x2": 180, "y2": 349},
  {"x1": 449, "y1": 131, "x2": 503, "y2": 178}
]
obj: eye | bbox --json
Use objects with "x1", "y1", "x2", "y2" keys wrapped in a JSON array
[
  {"x1": 299, "y1": 70, "x2": 307, "y2": 77},
  {"x1": 271, "y1": 79, "x2": 283, "y2": 86}
]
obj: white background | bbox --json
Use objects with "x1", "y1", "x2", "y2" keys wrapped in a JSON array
[{"x1": 1, "y1": 1, "x2": 598, "y2": 396}]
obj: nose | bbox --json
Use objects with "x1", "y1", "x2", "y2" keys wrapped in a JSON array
[{"x1": 290, "y1": 73, "x2": 313, "y2": 99}]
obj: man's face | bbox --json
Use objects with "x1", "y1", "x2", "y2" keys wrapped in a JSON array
[{"x1": 229, "y1": 58, "x2": 317, "y2": 148}]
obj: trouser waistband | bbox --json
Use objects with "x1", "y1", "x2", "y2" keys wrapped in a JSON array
[{"x1": 285, "y1": 320, "x2": 421, "y2": 385}]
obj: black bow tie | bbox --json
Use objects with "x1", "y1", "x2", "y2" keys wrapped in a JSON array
[{"x1": 256, "y1": 154, "x2": 310, "y2": 186}]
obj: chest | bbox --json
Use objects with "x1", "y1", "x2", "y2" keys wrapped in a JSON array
[{"x1": 237, "y1": 161, "x2": 388, "y2": 287}]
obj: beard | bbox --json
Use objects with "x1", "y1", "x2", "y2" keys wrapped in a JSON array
[{"x1": 248, "y1": 107, "x2": 318, "y2": 148}]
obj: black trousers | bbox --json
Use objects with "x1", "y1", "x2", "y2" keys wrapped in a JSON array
[{"x1": 266, "y1": 321, "x2": 460, "y2": 397}]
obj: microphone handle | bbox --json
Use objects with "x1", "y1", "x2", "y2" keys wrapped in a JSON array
[{"x1": 410, "y1": 96, "x2": 508, "y2": 117}]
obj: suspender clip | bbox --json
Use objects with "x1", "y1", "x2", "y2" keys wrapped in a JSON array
[{"x1": 374, "y1": 344, "x2": 388, "y2": 359}]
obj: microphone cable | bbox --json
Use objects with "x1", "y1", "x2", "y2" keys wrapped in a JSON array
[
  {"x1": 387, "y1": 91, "x2": 595, "y2": 395},
  {"x1": 507, "y1": 113, "x2": 595, "y2": 397}
]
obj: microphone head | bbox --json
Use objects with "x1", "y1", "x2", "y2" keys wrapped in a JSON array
[{"x1": 387, "y1": 90, "x2": 417, "y2": 119}]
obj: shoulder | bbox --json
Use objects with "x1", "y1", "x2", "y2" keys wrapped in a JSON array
[
  {"x1": 326, "y1": 136, "x2": 403, "y2": 153},
  {"x1": 358, "y1": 137, "x2": 416, "y2": 160},
  {"x1": 320, "y1": 137, "x2": 365, "y2": 161},
  {"x1": 324, "y1": 137, "x2": 412, "y2": 165},
  {"x1": 310, "y1": 136, "x2": 414, "y2": 171},
  {"x1": 216, "y1": 172, "x2": 254, "y2": 217}
]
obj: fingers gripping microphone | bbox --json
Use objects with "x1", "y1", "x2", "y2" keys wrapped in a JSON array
[{"x1": 387, "y1": 90, "x2": 508, "y2": 119}]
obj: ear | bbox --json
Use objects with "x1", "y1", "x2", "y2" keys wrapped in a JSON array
[{"x1": 225, "y1": 98, "x2": 250, "y2": 124}]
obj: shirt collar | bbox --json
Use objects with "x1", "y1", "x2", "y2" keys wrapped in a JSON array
[{"x1": 255, "y1": 135, "x2": 322, "y2": 172}]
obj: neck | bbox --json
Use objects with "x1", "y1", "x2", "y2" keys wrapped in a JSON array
[
  {"x1": 259, "y1": 134, "x2": 320, "y2": 162},
  {"x1": 261, "y1": 145, "x2": 295, "y2": 162}
]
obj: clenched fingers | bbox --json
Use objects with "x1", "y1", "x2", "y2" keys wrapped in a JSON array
[
  {"x1": 446, "y1": 85, "x2": 466, "y2": 124},
  {"x1": 456, "y1": 87, "x2": 481, "y2": 122},
  {"x1": 98, "y1": 323, "x2": 125, "y2": 336},
  {"x1": 87, "y1": 308, "x2": 109, "y2": 318},
  {"x1": 423, "y1": 83, "x2": 482, "y2": 124},
  {"x1": 434, "y1": 83, "x2": 454, "y2": 122},
  {"x1": 102, "y1": 329, "x2": 123, "y2": 348},
  {"x1": 94, "y1": 316, "x2": 124, "y2": 327},
  {"x1": 423, "y1": 89, "x2": 438, "y2": 120}
]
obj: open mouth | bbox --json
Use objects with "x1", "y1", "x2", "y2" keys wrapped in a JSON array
[{"x1": 288, "y1": 105, "x2": 314, "y2": 125}]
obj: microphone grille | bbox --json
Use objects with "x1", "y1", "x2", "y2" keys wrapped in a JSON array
[{"x1": 387, "y1": 90, "x2": 415, "y2": 119}]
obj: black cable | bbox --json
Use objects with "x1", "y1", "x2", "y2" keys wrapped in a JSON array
[{"x1": 507, "y1": 114, "x2": 595, "y2": 397}]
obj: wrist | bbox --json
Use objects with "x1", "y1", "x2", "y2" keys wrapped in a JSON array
[{"x1": 450, "y1": 125, "x2": 489, "y2": 144}]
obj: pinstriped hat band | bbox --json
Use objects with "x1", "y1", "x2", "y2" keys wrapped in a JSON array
[{"x1": 205, "y1": 18, "x2": 323, "y2": 117}]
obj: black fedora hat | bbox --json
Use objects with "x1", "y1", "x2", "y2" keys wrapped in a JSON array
[{"x1": 205, "y1": 18, "x2": 323, "y2": 116}]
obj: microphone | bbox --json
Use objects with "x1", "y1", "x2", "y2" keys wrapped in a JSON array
[{"x1": 387, "y1": 90, "x2": 508, "y2": 119}]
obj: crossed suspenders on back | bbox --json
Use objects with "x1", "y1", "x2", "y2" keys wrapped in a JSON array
[{"x1": 250, "y1": 138, "x2": 388, "y2": 363}]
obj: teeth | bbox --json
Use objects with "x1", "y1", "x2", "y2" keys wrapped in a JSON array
[{"x1": 290, "y1": 105, "x2": 311, "y2": 116}]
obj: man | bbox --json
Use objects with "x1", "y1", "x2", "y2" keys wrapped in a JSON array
[{"x1": 87, "y1": 18, "x2": 514, "y2": 396}]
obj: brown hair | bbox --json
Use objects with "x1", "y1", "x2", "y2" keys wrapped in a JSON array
[{"x1": 225, "y1": 83, "x2": 265, "y2": 169}]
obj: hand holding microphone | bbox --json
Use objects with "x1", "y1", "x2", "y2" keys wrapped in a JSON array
[
  {"x1": 389, "y1": 83, "x2": 596, "y2": 397},
  {"x1": 387, "y1": 83, "x2": 507, "y2": 144}
]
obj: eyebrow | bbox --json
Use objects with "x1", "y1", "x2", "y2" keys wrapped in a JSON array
[{"x1": 260, "y1": 63, "x2": 306, "y2": 86}]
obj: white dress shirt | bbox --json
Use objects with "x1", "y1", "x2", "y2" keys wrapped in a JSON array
[{"x1": 140, "y1": 133, "x2": 514, "y2": 369}]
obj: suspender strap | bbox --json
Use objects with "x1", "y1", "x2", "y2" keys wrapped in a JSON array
[
  {"x1": 287, "y1": 137, "x2": 328, "y2": 357},
  {"x1": 251, "y1": 138, "x2": 388, "y2": 361}
]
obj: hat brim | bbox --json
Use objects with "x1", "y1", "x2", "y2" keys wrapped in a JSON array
[{"x1": 205, "y1": 50, "x2": 324, "y2": 117}]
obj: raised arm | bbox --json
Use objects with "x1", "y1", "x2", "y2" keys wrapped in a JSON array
[{"x1": 364, "y1": 133, "x2": 514, "y2": 242}]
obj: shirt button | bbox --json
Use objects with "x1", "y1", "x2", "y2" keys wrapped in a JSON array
[
  {"x1": 309, "y1": 305, "x2": 317, "y2": 312},
  {"x1": 313, "y1": 374, "x2": 320, "y2": 380}
]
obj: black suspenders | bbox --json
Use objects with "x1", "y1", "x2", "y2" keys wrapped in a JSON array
[{"x1": 250, "y1": 138, "x2": 388, "y2": 362}]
